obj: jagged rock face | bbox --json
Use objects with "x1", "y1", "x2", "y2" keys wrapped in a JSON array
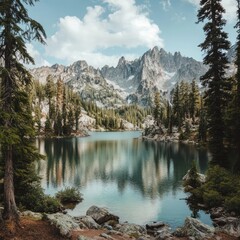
[
  {"x1": 30, "y1": 61, "x2": 125, "y2": 107},
  {"x1": 101, "y1": 46, "x2": 207, "y2": 105},
  {"x1": 31, "y1": 46, "x2": 208, "y2": 107}
]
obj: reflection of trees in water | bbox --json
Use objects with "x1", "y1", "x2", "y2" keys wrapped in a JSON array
[{"x1": 37, "y1": 137, "x2": 209, "y2": 199}]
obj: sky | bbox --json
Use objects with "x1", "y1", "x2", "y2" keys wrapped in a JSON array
[{"x1": 26, "y1": 0, "x2": 238, "y2": 69}]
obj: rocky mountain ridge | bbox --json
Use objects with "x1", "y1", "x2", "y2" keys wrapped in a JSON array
[{"x1": 31, "y1": 47, "x2": 208, "y2": 107}]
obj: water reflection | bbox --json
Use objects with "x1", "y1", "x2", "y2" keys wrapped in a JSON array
[{"x1": 36, "y1": 132, "x2": 210, "y2": 226}]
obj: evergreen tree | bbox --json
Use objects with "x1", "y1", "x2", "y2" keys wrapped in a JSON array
[
  {"x1": 45, "y1": 75, "x2": 55, "y2": 119},
  {"x1": 198, "y1": 96, "x2": 207, "y2": 142},
  {"x1": 153, "y1": 92, "x2": 161, "y2": 126},
  {"x1": 234, "y1": 0, "x2": 240, "y2": 170},
  {"x1": 74, "y1": 97, "x2": 81, "y2": 131},
  {"x1": 189, "y1": 79, "x2": 200, "y2": 123},
  {"x1": 172, "y1": 84, "x2": 181, "y2": 129},
  {"x1": 0, "y1": 0, "x2": 46, "y2": 229},
  {"x1": 197, "y1": 0, "x2": 230, "y2": 167}
]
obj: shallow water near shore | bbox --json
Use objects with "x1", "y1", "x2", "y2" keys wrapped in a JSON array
[{"x1": 36, "y1": 131, "x2": 212, "y2": 229}]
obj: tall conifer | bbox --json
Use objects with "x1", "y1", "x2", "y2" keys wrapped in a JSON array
[
  {"x1": 0, "y1": 0, "x2": 46, "y2": 229},
  {"x1": 234, "y1": 0, "x2": 240, "y2": 170},
  {"x1": 197, "y1": 0, "x2": 230, "y2": 167}
]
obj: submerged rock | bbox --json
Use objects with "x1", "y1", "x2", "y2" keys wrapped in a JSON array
[
  {"x1": 173, "y1": 217, "x2": 214, "y2": 240},
  {"x1": 86, "y1": 205, "x2": 119, "y2": 225}
]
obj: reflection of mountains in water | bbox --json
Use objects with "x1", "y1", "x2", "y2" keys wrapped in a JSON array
[{"x1": 36, "y1": 137, "x2": 209, "y2": 199}]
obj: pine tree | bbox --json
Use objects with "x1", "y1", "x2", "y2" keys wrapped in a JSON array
[
  {"x1": 197, "y1": 0, "x2": 230, "y2": 167},
  {"x1": 45, "y1": 75, "x2": 55, "y2": 119},
  {"x1": 0, "y1": 0, "x2": 46, "y2": 229},
  {"x1": 234, "y1": 0, "x2": 240, "y2": 170},
  {"x1": 189, "y1": 79, "x2": 200, "y2": 124},
  {"x1": 172, "y1": 84, "x2": 182, "y2": 129},
  {"x1": 153, "y1": 92, "x2": 161, "y2": 126}
]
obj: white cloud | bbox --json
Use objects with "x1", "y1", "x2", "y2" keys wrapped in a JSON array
[
  {"x1": 160, "y1": 0, "x2": 171, "y2": 11},
  {"x1": 26, "y1": 43, "x2": 50, "y2": 68},
  {"x1": 185, "y1": 0, "x2": 237, "y2": 22},
  {"x1": 46, "y1": 0, "x2": 163, "y2": 68}
]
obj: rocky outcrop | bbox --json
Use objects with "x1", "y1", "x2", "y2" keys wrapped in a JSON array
[
  {"x1": 142, "y1": 124, "x2": 180, "y2": 143},
  {"x1": 21, "y1": 210, "x2": 43, "y2": 220},
  {"x1": 173, "y1": 217, "x2": 215, "y2": 240},
  {"x1": 86, "y1": 206, "x2": 119, "y2": 225},
  {"x1": 74, "y1": 215, "x2": 101, "y2": 229},
  {"x1": 46, "y1": 212, "x2": 80, "y2": 238},
  {"x1": 21, "y1": 206, "x2": 239, "y2": 240},
  {"x1": 183, "y1": 170, "x2": 206, "y2": 184},
  {"x1": 210, "y1": 207, "x2": 240, "y2": 238},
  {"x1": 146, "y1": 222, "x2": 172, "y2": 239},
  {"x1": 115, "y1": 222, "x2": 146, "y2": 237}
]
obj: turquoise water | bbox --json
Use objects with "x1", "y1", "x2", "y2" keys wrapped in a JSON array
[{"x1": 36, "y1": 131, "x2": 211, "y2": 229}]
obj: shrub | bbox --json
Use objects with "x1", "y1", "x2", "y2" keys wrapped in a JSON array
[
  {"x1": 203, "y1": 190, "x2": 223, "y2": 208},
  {"x1": 225, "y1": 194, "x2": 240, "y2": 214},
  {"x1": 43, "y1": 195, "x2": 62, "y2": 213},
  {"x1": 16, "y1": 182, "x2": 61, "y2": 213},
  {"x1": 56, "y1": 187, "x2": 83, "y2": 204}
]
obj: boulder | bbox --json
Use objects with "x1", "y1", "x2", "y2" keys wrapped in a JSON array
[
  {"x1": 99, "y1": 233, "x2": 114, "y2": 239},
  {"x1": 183, "y1": 170, "x2": 206, "y2": 184},
  {"x1": 173, "y1": 217, "x2": 214, "y2": 240},
  {"x1": 46, "y1": 213, "x2": 80, "y2": 237},
  {"x1": 210, "y1": 207, "x2": 226, "y2": 219},
  {"x1": 215, "y1": 217, "x2": 240, "y2": 238},
  {"x1": 77, "y1": 236, "x2": 92, "y2": 240},
  {"x1": 115, "y1": 223, "x2": 146, "y2": 238},
  {"x1": 75, "y1": 215, "x2": 100, "y2": 229},
  {"x1": 146, "y1": 221, "x2": 171, "y2": 237},
  {"x1": 154, "y1": 225, "x2": 172, "y2": 240},
  {"x1": 86, "y1": 206, "x2": 119, "y2": 225},
  {"x1": 21, "y1": 210, "x2": 43, "y2": 220}
]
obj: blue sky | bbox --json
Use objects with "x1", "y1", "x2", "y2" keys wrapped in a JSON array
[{"x1": 26, "y1": 0, "x2": 238, "y2": 68}]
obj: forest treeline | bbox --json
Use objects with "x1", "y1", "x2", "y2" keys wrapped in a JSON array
[{"x1": 32, "y1": 76, "x2": 151, "y2": 134}]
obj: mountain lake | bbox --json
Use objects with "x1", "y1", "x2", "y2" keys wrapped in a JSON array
[{"x1": 36, "y1": 131, "x2": 212, "y2": 229}]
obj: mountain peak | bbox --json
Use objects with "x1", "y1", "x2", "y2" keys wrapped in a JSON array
[{"x1": 118, "y1": 56, "x2": 126, "y2": 66}]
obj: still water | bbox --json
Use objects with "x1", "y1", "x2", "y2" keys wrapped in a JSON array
[{"x1": 36, "y1": 131, "x2": 211, "y2": 229}]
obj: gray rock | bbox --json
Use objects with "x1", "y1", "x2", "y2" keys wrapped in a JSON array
[
  {"x1": 215, "y1": 217, "x2": 240, "y2": 238},
  {"x1": 116, "y1": 223, "x2": 146, "y2": 237},
  {"x1": 75, "y1": 215, "x2": 100, "y2": 229},
  {"x1": 86, "y1": 206, "x2": 119, "y2": 225},
  {"x1": 173, "y1": 217, "x2": 214, "y2": 240},
  {"x1": 21, "y1": 210, "x2": 43, "y2": 220},
  {"x1": 153, "y1": 225, "x2": 172, "y2": 240},
  {"x1": 210, "y1": 207, "x2": 226, "y2": 219},
  {"x1": 78, "y1": 236, "x2": 93, "y2": 240},
  {"x1": 99, "y1": 233, "x2": 114, "y2": 239},
  {"x1": 183, "y1": 170, "x2": 206, "y2": 184},
  {"x1": 46, "y1": 213, "x2": 80, "y2": 237},
  {"x1": 106, "y1": 230, "x2": 123, "y2": 236},
  {"x1": 146, "y1": 221, "x2": 171, "y2": 238}
]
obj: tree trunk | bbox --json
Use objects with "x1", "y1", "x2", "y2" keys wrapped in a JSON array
[{"x1": 2, "y1": 145, "x2": 19, "y2": 232}]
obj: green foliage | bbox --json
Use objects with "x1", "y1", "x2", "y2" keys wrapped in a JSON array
[
  {"x1": 202, "y1": 190, "x2": 224, "y2": 208},
  {"x1": 183, "y1": 162, "x2": 201, "y2": 190},
  {"x1": 225, "y1": 194, "x2": 240, "y2": 214},
  {"x1": 197, "y1": 0, "x2": 230, "y2": 167},
  {"x1": 56, "y1": 187, "x2": 83, "y2": 204},
  {"x1": 191, "y1": 166, "x2": 240, "y2": 212}
]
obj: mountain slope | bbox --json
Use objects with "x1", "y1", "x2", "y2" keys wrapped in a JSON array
[
  {"x1": 101, "y1": 47, "x2": 207, "y2": 105},
  {"x1": 31, "y1": 47, "x2": 207, "y2": 107}
]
